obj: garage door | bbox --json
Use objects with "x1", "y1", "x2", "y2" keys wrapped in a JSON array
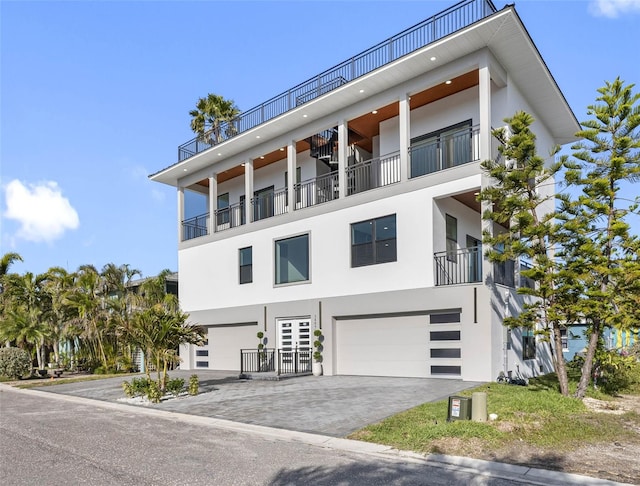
[
  {"x1": 336, "y1": 316, "x2": 429, "y2": 377},
  {"x1": 208, "y1": 324, "x2": 257, "y2": 371}
]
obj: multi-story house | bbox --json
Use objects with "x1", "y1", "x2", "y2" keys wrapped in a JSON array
[{"x1": 150, "y1": 0, "x2": 579, "y2": 382}]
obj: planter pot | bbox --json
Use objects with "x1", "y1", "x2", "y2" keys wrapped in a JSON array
[{"x1": 312, "y1": 362, "x2": 323, "y2": 377}]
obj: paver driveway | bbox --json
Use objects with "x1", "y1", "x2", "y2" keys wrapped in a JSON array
[{"x1": 35, "y1": 370, "x2": 482, "y2": 437}]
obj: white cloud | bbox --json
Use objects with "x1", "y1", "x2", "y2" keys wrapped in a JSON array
[
  {"x1": 3, "y1": 180, "x2": 80, "y2": 243},
  {"x1": 589, "y1": 0, "x2": 640, "y2": 17}
]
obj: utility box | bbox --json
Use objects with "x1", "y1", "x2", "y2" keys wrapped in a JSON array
[{"x1": 447, "y1": 395, "x2": 472, "y2": 421}]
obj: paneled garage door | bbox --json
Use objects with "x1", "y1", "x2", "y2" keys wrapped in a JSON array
[
  {"x1": 208, "y1": 324, "x2": 257, "y2": 371},
  {"x1": 335, "y1": 315, "x2": 429, "y2": 377}
]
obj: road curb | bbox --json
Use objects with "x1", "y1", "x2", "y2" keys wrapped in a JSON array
[{"x1": 0, "y1": 383, "x2": 626, "y2": 485}]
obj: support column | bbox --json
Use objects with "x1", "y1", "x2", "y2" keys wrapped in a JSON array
[
  {"x1": 337, "y1": 120, "x2": 348, "y2": 199},
  {"x1": 479, "y1": 57, "x2": 493, "y2": 283},
  {"x1": 208, "y1": 174, "x2": 217, "y2": 235},
  {"x1": 287, "y1": 142, "x2": 296, "y2": 213},
  {"x1": 244, "y1": 160, "x2": 254, "y2": 224},
  {"x1": 399, "y1": 94, "x2": 410, "y2": 182},
  {"x1": 177, "y1": 186, "x2": 184, "y2": 242}
]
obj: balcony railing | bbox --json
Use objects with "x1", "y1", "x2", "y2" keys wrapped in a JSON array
[
  {"x1": 252, "y1": 187, "x2": 288, "y2": 222},
  {"x1": 177, "y1": 0, "x2": 497, "y2": 162},
  {"x1": 434, "y1": 247, "x2": 482, "y2": 286},
  {"x1": 240, "y1": 348, "x2": 312, "y2": 375},
  {"x1": 410, "y1": 125, "x2": 480, "y2": 178},
  {"x1": 215, "y1": 200, "x2": 245, "y2": 232},
  {"x1": 295, "y1": 171, "x2": 339, "y2": 209},
  {"x1": 182, "y1": 213, "x2": 208, "y2": 241},
  {"x1": 346, "y1": 152, "x2": 401, "y2": 196},
  {"x1": 494, "y1": 259, "x2": 515, "y2": 287}
]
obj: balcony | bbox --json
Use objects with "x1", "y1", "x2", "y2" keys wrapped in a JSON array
[
  {"x1": 410, "y1": 125, "x2": 480, "y2": 178},
  {"x1": 346, "y1": 152, "x2": 401, "y2": 196},
  {"x1": 215, "y1": 201, "x2": 245, "y2": 232},
  {"x1": 177, "y1": 0, "x2": 497, "y2": 162},
  {"x1": 434, "y1": 247, "x2": 482, "y2": 286},
  {"x1": 295, "y1": 171, "x2": 339, "y2": 209}
]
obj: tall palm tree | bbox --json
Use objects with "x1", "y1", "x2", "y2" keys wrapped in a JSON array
[
  {"x1": 0, "y1": 252, "x2": 23, "y2": 347},
  {"x1": 43, "y1": 267, "x2": 76, "y2": 366},
  {"x1": 0, "y1": 252, "x2": 22, "y2": 277},
  {"x1": 189, "y1": 93, "x2": 240, "y2": 145}
]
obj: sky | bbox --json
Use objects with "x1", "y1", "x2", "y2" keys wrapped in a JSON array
[{"x1": 1, "y1": 0, "x2": 639, "y2": 279}]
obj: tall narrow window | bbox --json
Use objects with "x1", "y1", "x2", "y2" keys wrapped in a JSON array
[
  {"x1": 275, "y1": 234, "x2": 309, "y2": 285},
  {"x1": 239, "y1": 247, "x2": 252, "y2": 284},
  {"x1": 351, "y1": 214, "x2": 397, "y2": 267},
  {"x1": 217, "y1": 193, "x2": 229, "y2": 225},
  {"x1": 446, "y1": 214, "x2": 457, "y2": 262},
  {"x1": 522, "y1": 329, "x2": 536, "y2": 360}
]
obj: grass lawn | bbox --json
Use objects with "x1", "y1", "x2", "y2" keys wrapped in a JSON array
[
  {"x1": 8, "y1": 373, "x2": 140, "y2": 389},
  {"x1": 349, "y1": 375, "x2": 640, "y2": 459}
]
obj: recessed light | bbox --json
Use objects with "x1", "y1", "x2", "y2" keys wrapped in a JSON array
[
  {"x1": 256, "y1": 135, "x2": 260, "y2": 139},
  {"x1": 260, "y1": 156, "x2": 265, "y2": 159},
  {"x1": 303, "y1": 114, "x2": 308, "y2": 118},
  {"x1": 372, "y1": 110, "x2": 378, "y2": 114},
  {"x1": 280, "y1": 148, "x2": 285, "y2": 151},
  {"x1": 430, "y1": 56, "x2": 437, "y2": 61},
  {"x1": 217, "y1": 153, "x2": 222, "y2": 156},
  {"x1": 183, "y1": 168, "x2": 188, "y2": 172},
  {"x1": 359, "y1": 89, "x2": 364, "y2": 93},
  {"x1": 445, "y1": 80, "x2": 452, "y2": 85}
]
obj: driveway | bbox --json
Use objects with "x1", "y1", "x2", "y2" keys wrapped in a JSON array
[{"x1": 34, "y1": 371, "x2": 481, "y2": 437}]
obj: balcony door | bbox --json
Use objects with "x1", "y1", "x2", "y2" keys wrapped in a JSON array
[{"x1": 466, "y1": 235, "x2": 482, "y2": 283}]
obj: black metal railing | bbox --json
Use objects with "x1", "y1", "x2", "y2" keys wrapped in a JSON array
[
  {"x1": 182, "y1": 213, "x2": 208, "y2": 241},
  {"x1": 240, "y1": 348, "x2": 312, "y2": 375},
  {"x1": 251, "y1": 187, "x2": 288, "y2": 222},
  {"x1": 410, "y1": 125, "x2": 480, "y2": 178},
  {"x1": 434, "y1": 247, "x2": 482, "y2": 285},
  {"x1": 215, "y1": 201, "x2": 245, "y2": 232},
  {"x1": 177, "y1": 0, "x2": 497, "y2": 162},
  {"x1": 295, "y1": 171, "x2": 339, "y2": 209},
  {"x1": 346, "y1": 152, "x2": 401, "y2": 196}
]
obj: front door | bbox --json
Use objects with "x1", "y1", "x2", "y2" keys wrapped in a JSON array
[{"x1": 277, "y1": 318, "x2": 312, "y2": 373}]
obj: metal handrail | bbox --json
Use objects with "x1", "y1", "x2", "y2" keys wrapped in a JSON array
[
  {"x1": 294, "y1": 171, "x2": 339, "y2": 209},
  {"x1": 214, "y1": 200, "x2": 245, "y2": 232},
  {"x1": 434, "y1": 246, "x2": 482, "y2": 285},
  {"x1": 177, "y1": 0, "x2": 497, "y2": 162},
  {"x1": 410, "y1": 125, "x2": 480, "y2": 177},
  {"x1": 346, "y1": 151, "x2": 401, "y2": 196},
  {"x1": 251, "y1": 187, "x2": 288, "y2": 221},
  {"x1": 182, "y1": 213, "x2": 209, "y2": 241}
]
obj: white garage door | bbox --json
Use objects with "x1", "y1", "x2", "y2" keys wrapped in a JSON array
[
  {"x1": 336, "y1": 316, "x2": 429, "y2": 377},
  {"x1": 208, "y1": 324, "x2": 257, "y2": 371}
]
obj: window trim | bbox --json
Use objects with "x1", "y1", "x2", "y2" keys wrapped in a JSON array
[
  {"x1": 239, "y1": 246, "x2": 253, "y2": 285},
  {"x1": 273, "y1": 232, "x2": 311, "y2": 287},
  {"x1": 350, "y1": 214, "x2": 397, "y2": 268}
]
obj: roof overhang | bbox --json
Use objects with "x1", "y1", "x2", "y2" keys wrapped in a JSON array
[{"x1": 151, "y1": 5, "x2": 579, "y2": 187}]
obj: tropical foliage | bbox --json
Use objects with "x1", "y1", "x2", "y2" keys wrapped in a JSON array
[
  {"x1": 0, "y1": 255, "x2": 204, "y2": 388},
  {"x1": 189, "y1": 93, "x2": 240, "y2": 145}
]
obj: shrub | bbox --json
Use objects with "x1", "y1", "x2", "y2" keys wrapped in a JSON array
[
  {"x1": 166, "y1": 377, "x2": 185, "y2": 397},
  {"x1": 0, "y1": 347, "x2": 31, "y2": 379},
  {"x1": 188, "y1": 374, "x2": 199, "y2": 395},
  {"x1": 147, "y1": 380, "x2": 162, "y2": 403},
  {"x1": 131, "y1": 377, "x2": 151, "y2": 396}
]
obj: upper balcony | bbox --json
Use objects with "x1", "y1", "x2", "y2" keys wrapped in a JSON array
[{"x1": 175, "y1": 0, "x2": 497, "y2": 163}]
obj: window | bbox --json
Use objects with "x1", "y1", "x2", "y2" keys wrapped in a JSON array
[
  {"x1": 560, "y1": 328, "x2": 569, "y2": 352},
  {"x1": 196, "y1": 361, "x2": 209, "y2": 368},
  {"x1": 253, "y1": 186, "x2": 274, "y2": 221},
  {"x1": 275, "y1": 234, "x2": 309, "y2": 285},
  {"x1": 351, "y1": 214, "x2": 397, "y2": 267},
  {"x1": 446, "y1": 214, "x2": 457, "y2": 262},
  {"x1": 239, "y1": 247, "x2": 253, "y2": 284},
  {"x1": 196, "y1": 350, "x2": 209, "y2": 357},
  {"x1": 522, "y1": 329, "x2": 536, "y2": 360},
  {"x1": 217, "y1": 193, "x2": 229, "y2": 225}
]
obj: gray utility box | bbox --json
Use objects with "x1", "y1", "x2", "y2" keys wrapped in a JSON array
[{"x1": 447, "y1": 395, "x2": 472, "y2": 421}]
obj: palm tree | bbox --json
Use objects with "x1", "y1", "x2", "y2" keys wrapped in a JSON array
[
  {"x1": 0, "y1": 252, "x2": 23, "y2": 347},
  {"x1": 0, "y1": 252, "x2": 22, "y2": 277},
  {"x1": 43, "y1": 267, "x2": 76, "y2": 366},
  {"x1": 189, "y1": 93, "x2": 240, "y2": 145}
]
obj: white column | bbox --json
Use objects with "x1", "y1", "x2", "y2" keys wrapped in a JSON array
[
  {"x1": 479, "y1": 58, "x2": 493, "y2": 282},
  {"x1": 244, "y1": 160, "x2": 254, "y2": 224},
  {"x1": 399, "y1": 94, "x2": 410, "y2": 182},
  {"x1": 337, "y1": 120, "x2": 348, "y2": 199},
  {"x1": 208, "y1": 174, "x2": 217, "y2": 235},
  {"x1": 287, "y1": 142, "x2": 296, "y2": 213},
  {"x1": 177, "y1": 186, "x2": 184, "y2": 242}
]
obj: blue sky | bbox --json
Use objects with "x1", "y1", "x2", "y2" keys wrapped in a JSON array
[{"x1": 2, "y1": 0, "x2": 639, "y2": 278}]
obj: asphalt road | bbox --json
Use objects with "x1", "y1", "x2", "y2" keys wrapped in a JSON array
[{"x1": 0, "y1": 386, "x2": 551, "y2": 486}]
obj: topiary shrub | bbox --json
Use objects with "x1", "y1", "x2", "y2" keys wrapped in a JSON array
[
  {"x1": 188, "y1": 374, "x2": 199, "y2": 395},
  {"x1": 0, "y1": 347, "x2": 31, "y2": 380},
  {"x1": 146, "y1": 380, "x2": 162, "y2": 403}
]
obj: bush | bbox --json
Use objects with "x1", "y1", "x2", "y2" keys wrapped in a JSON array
[
  {"x1": 147, "y1": 380, "x2": 162, "y2": 403},
  {"x1": 188, "y1": 374, "x2": 199, "y2": 395},
  {"x1": 166, "y1": 377, "x2": 185, "y2": 397},
  {"x1": 0, "y1": 347, "x2": 31, "y2": 379}
]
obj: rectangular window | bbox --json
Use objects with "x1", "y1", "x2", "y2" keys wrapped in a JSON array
[
  {"x1": 560, "y1": 328, "x2": 569, "y2": 352},
  {"x1": 446, "y1": 214, "x2": 457, "y2": 262},
  {"x1": 196, "y1": 350, "x2": 209, "y2": 357},
  {"x1": 430, "y1": 330, "x2": 461, "y2": 341},
  {"x1": 430, "y1": 348, "x2": 461, "y2": 358},
  {"x1": 430, "y1": 313, "x2": 461, "y2": 324},
  {"x1": 254, "y1": 186, "x2": 274, "y2": 221},
  {"x1": 195, "y1": 361, "x2": 209, "y2": 368},
  {"x1": 217, "y1": 193, "x2": 230, "y2": 225},
  {"x1": 351, "y1": 214, "x2": 397, "y2": 267},
  {"x1": 522, "y1": 329, "x2": 536, "y2": 360},
  {"x1": 275, "y1": 234, "x2": 309, "y2": 285},
  {"x1": 239, "y1": 247, "x2": 253, "y2": 284},
  {"x1": 431, "y1": 365, "x2": 461, "y2": 375}
]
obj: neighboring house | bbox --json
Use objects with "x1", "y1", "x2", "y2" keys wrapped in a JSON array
[
  {"x1": 126, "y1": 272, "x2": 179, "y2": 299},
  {"x1": 561, "y1": 325, "x2": 639, "y2": 362},
  {"x1": 150, "y1": 0, "x2": 579, "y2": 382}
]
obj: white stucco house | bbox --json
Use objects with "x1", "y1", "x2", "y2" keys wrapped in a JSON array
[{"x1": 150, "y1": 0, "x2": 579, "y2": 382}]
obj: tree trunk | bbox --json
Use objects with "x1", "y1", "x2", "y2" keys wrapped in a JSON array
[
  {"x1": 552, "y1": 325, "x2": 569, "y2": 396},
  {"x1": 576, "y1": 321, "x2": 600, "y2": 398}
]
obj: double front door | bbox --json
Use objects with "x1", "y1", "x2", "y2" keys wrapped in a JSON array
[{"x1": 277, "y1": 318, "x2": 312, "y2": 373}]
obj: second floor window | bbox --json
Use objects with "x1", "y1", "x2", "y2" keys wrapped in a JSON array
[
  {"x1": 239, "y1": 247, "x2": 252, "y2": 284},
  {"x1": 351, "y1": 214, "x2": 397, "y2": 267},
  {"x1": 217, "y1": 193, "x2": 229, "y2": 225},
  {"x1": 275, "y1": 234, "x2": 309, "y2": 285}
]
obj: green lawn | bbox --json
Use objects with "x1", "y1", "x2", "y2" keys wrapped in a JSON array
[
  {"x1": 9, "y1": 373, "x2": 139, "y2": 389},
  {"x1": 349, "y1": 377, "x2": 640, "y2": 456}
]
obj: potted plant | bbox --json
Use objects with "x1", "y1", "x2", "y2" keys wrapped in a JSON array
[
  {"x1": 257, "y1": 331, "x2": 269, "y2": 371},
  {"x1": 312, "y1": 329, "x2": 323, "y2": 376}
]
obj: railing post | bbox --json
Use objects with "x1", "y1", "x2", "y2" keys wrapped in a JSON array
[{"x1": 240, "y1": 350, "x2": 244, "y2": 374}]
